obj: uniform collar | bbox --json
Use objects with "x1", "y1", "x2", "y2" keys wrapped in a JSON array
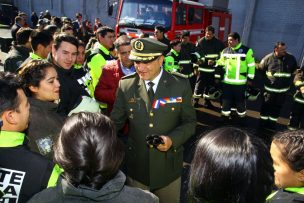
[
  {"x1": 30, "y1": 52, "x2": 43, "y2": 60},
  {"x1": 98, "y1": 43, "x2": 110, "y2": 55},
  {"x1": 232, "y1": 43, "x2": 242, "y2": 50},
  {"x1": 0, "y1": 131, "x2": 25, "y2": 147},
  {"x1": 285, "y1": 187, "x2": 304, "y2": 194}
]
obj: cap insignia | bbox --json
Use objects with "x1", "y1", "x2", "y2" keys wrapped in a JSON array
[{"x1": 134, "y1": 41, "x2": 144, "y2": 51}]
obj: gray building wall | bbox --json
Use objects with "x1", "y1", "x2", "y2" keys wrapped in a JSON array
[
  {"x1": 229, "y1": 0, "x2": 304, "y2": 64},
  {"x1": 13, "y1": 0, "x2": 118, "y2": 28}
]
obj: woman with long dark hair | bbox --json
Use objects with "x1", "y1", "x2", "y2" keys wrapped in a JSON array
[
  {"x1": 189, "y1": 127, "x2": 274, "y2": 203},
  {"x1": 28, "y1": 112, "x2": 158, "y2": 203}
]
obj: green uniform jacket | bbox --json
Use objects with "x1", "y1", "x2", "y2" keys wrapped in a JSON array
[
  {"x1": 111, "y1": 70, "x2": 196, "y2": 190},
  {"x1": 217, "y1": 43, "x2": 255, "y2": 85}
]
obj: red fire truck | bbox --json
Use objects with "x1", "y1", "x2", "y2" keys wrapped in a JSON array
[{"x1": 115, "y1": 0, "x2": 231, "y2": 42}]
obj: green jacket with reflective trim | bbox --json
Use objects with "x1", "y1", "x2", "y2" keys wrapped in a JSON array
[
  {"x1": 87, "y1": 43, "x2": 114, "y2": 90},
  {"x1": 164, "y1": 49, "x2": 180, "y2": 73},
  {"x1": 0, "y1": 131, "x2": 61, "y2": 202},
  {"x1": 293, "y1": 68, "x2": 304, "y2": 104},
  {"x1": 217, "y1": 43, "x2": 255, "y2": 85},
  {"x1": 266, "y1": 187, "x2": 304, "y2": 202}
]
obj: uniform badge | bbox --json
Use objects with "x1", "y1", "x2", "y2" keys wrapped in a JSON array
[
  {"x1": 134, "y1": 41, "x2": 144, "y2": 51},
  {"x1": 36, "y1": 136, "x2": 53, "y2": 155}
]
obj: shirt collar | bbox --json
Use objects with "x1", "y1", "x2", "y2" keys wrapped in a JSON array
[
  {"x1": 0, "y1": 131, "x2": 25, "y2": 147},
  {"x1": 144, "y1": 68, "x2": 163, "y2": 92},
  {"x1": 120, "y1": 62, "x2": 135, "y2": 75}
]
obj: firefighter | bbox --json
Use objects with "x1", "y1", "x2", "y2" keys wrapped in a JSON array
[
  {"x1": 288, "y1": 68, "x2": 304, "y2": 130},
  {"x1": 164, "y1": 38, "x2": 181, "y2": 73},
  {"x1": 192, "y1": 25, "x2": 225, "y2": 108},
  {"x1": 216, "y1": 32, "x2": 255, "y2": 120},
  {"x1": 179, "y1": 31, "x2": 197, "y2": 92},
  {"x1": 258, "y1": 42, "x2": 298, "y2": 130}
]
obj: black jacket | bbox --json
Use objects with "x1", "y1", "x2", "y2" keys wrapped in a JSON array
[
  {"x1": 47, "y1": 54, "x2": 89, "y2": 116},
  {"x1": 26, "y1": 98, "x2": 65, "y2": 159},
  {"x1": 28, "y1": 171, "x2": 158, "y2": 203},
  {"x1": 267, "y1": 188, "x2": 304, "y2": 203},
  {"x1": 4, "y1": 45, "x2": 30, "y2": 73},
  {"x1": 0, "y1": 131, "x2": 57, "y2": 203}
]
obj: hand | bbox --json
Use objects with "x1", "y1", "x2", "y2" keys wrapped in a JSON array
[
  {"x1": 207, "y1": 60, "x2": 214, "y2": 66},
  {"x1": 300, "y1": 86, "x2": 304, "y2": 93},
  {"x1": 247, "y1": 80, "x2": 253, "y2": 87},
  {"x1": 157, "y1": 136, "x2": 172, "y2": 152}
]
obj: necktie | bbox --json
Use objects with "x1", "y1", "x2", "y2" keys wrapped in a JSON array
[{"x1": 147, "y1": 81, "x2": 155, "y2": 103}]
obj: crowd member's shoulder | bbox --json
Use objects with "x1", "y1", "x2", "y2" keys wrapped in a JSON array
[{"x1": 121, "y1": 72, "x2": 137, "y2": 80}]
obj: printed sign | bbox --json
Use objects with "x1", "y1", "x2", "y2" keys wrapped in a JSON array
[{"x1": 0, "y1": 167, "x2": 25, "y2": 203}]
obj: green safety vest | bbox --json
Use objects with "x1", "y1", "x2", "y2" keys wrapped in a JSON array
[
  {"x1": 217, "y1": 43, "x2": 255, "y2": 85},
  {"x1": 164, "y1": 49, "x2": 180, "y2": 73},
  {"x1": 0, "y1": 131, "x2": 62, "y2": 187}
]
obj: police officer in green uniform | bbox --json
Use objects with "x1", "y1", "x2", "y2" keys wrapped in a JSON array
[
  {"x1": 216, "y1": 32, "x2": 255, "y2": 120},
  {"x1": 0, "y1": 72, "x2": 61, "y2": 203},
  {"x1": 111, "y1": 38, "x2": 196, "y2": 203}
]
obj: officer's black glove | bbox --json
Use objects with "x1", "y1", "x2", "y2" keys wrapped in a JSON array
[{"x1": 146, "y1": 134, "x2": 164, "y2": 148}]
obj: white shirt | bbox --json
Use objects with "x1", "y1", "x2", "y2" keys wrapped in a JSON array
[{"x1": 144, "y1": 68, "x2": 163, "y2": 94}]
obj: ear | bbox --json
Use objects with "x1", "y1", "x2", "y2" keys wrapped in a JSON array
[
  {"x1": 51, "y1": 44, "x2": 56, "y2": 57},
  {"x1": 158, "y1": 55, "x2": 164, "y2": 66},
  {"x1": 3, "y1": 111, "x2": 17, "y2": 125},
  {"x1": 29, "y1": 85, "x2": 39, "y2": 94},
  {"x1": 297, "y1": 169, "x2": 304, "y2": 182}
]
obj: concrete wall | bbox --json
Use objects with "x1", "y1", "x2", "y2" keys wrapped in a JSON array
[{"x1": 229, "y1": 0, "x2": 304, "y2": 64}]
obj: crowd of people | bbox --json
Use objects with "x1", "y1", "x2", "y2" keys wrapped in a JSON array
[{"x1": 0, "y1": 9, "x2": 304, "y2": 203}]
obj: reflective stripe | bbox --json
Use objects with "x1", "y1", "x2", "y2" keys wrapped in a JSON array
[
  {"x1": 47, "y1": 164, "x2": 62, "y2": 188},
  {"x1": 193, "y1": 94, "x2": 202, "y2": 98},
  {"x1": 264, "y1": 85, "x2": 289, "y2": 93},
  {"x1": 224, "y1": 77, "x2": 247, "y2": 84},
  {"x1": 203, "y1": 93, "x2": 210, "y2": 98},
  {"x1": 247, "y1": 74, "x2": 254, "y2": 79},
  {"x1": 247, "y1": 62, "x2": 255, "y2": 67},
  {"x1": 192, "y1": 52, "x2": 200, "y2": 59},
  {"x1": 171, "y1": 71, "x2": 194, "y2": 78},
  {"x1": 178, "y1": 60, "x2": 191, "y2": 64},
  {"x1": 260, "y1": 116, "x2": 268, "y2": 120},
  {"x1": 221, "y1": 110, "x2": 231, "y2": 116},
  {"x1": 214, "y1": 74, "x2": 221, "y2": 78},
  {"x1": 198, "y1": 67, "x2": 215, "y2": 72},
  {"x1": 266, "y1": 191, "x2": 278, "y2": 201},
  {"x1": 269, "y1": 117, "x2": 278, "y2": 122},
  {"x1": 266, "y1": 71, "x2": 291, "y2": 78},
  {"x1": 205, "y1": 54, "x2": 219, "y2": 59},
  {"x1": 222, "y1": 53, "x2": 246, "y2": 57},
  {"x1": 237, "y1": 111, "x2": 246, "y2": 117},
  {"x1": 295, "y1": 97, "x2": 304, "y2": 104}
]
